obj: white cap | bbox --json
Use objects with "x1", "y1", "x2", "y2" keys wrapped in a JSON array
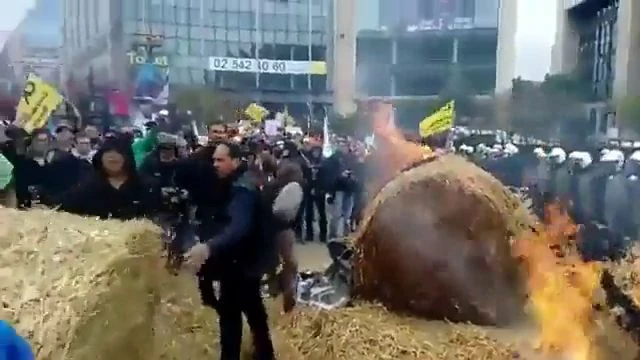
[{"x1": 158, "y1": 109, "x2": 169, "y2": 116}]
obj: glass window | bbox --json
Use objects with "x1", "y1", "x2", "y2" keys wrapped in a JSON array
[
  {"x1": 164, "y1": 5, "x2": 176, "y2": 19},
  {"x1": 214, "y1": 0, "x2": 226, "y2": 11},
  {"x1": 214, "y1": 41, "x2": 226, "y2": 55},
  {"x1": 239, "y1": 42, "x2": 253, "y2": 57},
  {"x1": 190, "y1": 8, "x2": 200, "y2": 21},
  {"x1": 212, "y1": 11, "x2": 225, "y2": 26},
  {"x1": 123, "y1": 21, "x2": 137, "y2": 34},
  {"x1": 227, "y1": 0, "x2": 240, "y2": 11},
  {"x1": 164, "y1": 24, "x2": 178, "y2": 36},
  {"x1": 262, "y1": 14, "x2": 277, "y2": 30},
  {"x1": 204, "y1": 40, "x2": 214, "y2": 55},
  {"x1": 227, "y1": 12, "x2": 239, "y2": 28},
  {"x1": 312, "y1": 16, "x2": 324, "y2": 31},
  {"x1": 311, "y1": 32, "x2": 322, "y2": 44},
  {"x1": 191, "y1": 69, "x2": 204, "y2": 84},
  {"x1": 288, "y1": 15, "x2": 298, "y2": 31},
  {"x1": 263, "y1": 30, "x2": 275, "y2": 43},
  {"x1": 287, "y1": 31, "x2": 297, "y2": 43},
  {"x1": 150, "y1": 4, "x2": 162, "y2": 21},
  {"x1": 177, "y1": 39, "x2": 189, "y2": 54},
  {"x1": 136, "y1": 0, "x2": 146, "y2": 20},
  {"x1": 124, "y1": 0, "x2": 137, "y2": 20},
  {"x1": 239, "y1": 12, "x2": 254, "y2": 29},
  {"x1": 164, "y1": 38, "x2": 177, "y2": 52},
  {"x1": 190, "y1": 39, "x2": 201, "y2": 55},
  {"x1": 227, "y1": 42, "x2": 239, "y2": 56},
  {"x1": 215, "y1": 28, "x2": 227, "y2": 40},
  {"x1": 178, "y1": 26, "x2": 189, "y2": 37},
  {"x1": 239, "y1": 0, "x2": 252, "y2": 11},
  {"x1": 297, "y1": 15, "x2": 308, "y2": 29},
  {"x1": 299, "y1": 32, "x2": 308, "y2": 44},
  {"x1": 276, "y1": 14, "x2": 288, "y2": 30},
  {"x1": 461, "y1": 0, "x2": 475, "y2": 18},
  {"x1": 202, "y1": 27, "x2": 215, "y2": 39},
  {"x1": 177, "y1": 8, "x2": 188, "y2": 23},
  {"x1": 276, "y1": 31, "x2": 286, "y2": 43},
  {"x1": 240, "y1": 30, "x2": 251, "y2": 42},
  {"x1": 190, "y1": 27, "x2": 202, "y2": 40},
  {"x1": 228, "y1": 30, "x2": 239, "y2": 41}
]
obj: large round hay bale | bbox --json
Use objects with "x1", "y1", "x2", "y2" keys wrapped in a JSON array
[
  {"x1": 0, "y1": 207, "x2": 162, "y2": 360},
  {"x1": 353, "y1": 154, "x2": 534, "y2": 325}
]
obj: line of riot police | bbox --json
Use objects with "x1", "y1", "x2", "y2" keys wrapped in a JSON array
[{"x1": 460, "y1": 139, "x2": 640, "y2": 261}]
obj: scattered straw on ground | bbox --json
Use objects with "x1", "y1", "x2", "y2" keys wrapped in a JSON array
[
  {"x1": 153, "y1": 274, "x2": 522, "y2": 360},
  {"x1": 274, "y1": 303, "x2": 520, "y2": 360}
]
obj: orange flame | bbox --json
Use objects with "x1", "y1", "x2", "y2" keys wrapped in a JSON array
[
  {"x1": 513, "y1": 204, "x2": 601, "y2": 360},
  {"x1": 371, "y1": 102, "x2": 433, "y2": 177}
]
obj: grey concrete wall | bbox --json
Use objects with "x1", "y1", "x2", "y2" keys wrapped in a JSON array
[
  {"x1": 333, "y1": 0, "x2": 357, "y2": 115},
  {"x1": 613, "y1": 0, "x2": 640, "y2": 100},
  {"x1": 495, "y1": 0, "x2": 517, "y2": 92},
  {"x1": 550, "y1": 0, "x2": 579, "y2": 74}
]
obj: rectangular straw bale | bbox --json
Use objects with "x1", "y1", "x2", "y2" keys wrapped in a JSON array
[{"x1": 0, "y1": 207, "x2": 162, "y2": 360}]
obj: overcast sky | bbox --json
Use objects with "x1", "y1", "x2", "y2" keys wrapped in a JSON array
[{"x1": 1, "y1": 0, "x2": 557, "y2": 80}]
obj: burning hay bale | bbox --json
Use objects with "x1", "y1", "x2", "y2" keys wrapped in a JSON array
[
  {"x1": 604, "y1": 244, "x2": 640, "y2": 342},
  {"x1": 0, "y1": 207, "x2": 162, "y2": 359},
  {"x1": 607, "y1": 244, "x2": 640, "y2": 308},
  {"x1": 353, "y1": 154, "x2": 534, "y2": 325}
]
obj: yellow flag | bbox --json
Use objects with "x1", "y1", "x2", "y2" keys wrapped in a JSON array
[
  {"x1": 244, "y1": 102, "x2": 268, "y2": 123},
  {"x1": 16, "y1": 74, "x2": 64, "y2": 133},
  {"x1": 418, "y1": 100, "x2": 455, "y2": 138}
]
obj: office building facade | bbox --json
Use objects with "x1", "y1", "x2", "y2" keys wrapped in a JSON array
[
  {"x1": 355, "y1": 0, "x2": 500, "y2": 99},
  {"x1": 62, "y1": 0, "x2": 333, "y2": 112},
  {"x1": 550, "y1": 0, "x2": 638, "y2": 137},
  {"x1": 4, "y1": 0, "x2": 62, "y2": 85}
]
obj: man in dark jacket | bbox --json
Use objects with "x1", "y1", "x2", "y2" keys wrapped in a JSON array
[
  {"x1": 0, "y1": 127, "x2": 51, "y2": 208},
  {"x1": 324, "y1": 142, "x2": 358, "y2": 238},
  {"x1": 43, "y1": 124, "x2": 90, "y2": 200},
  {"x1": 184, "y1": 142, "x2": 274, "y2": 360},
  {"x1": 301, "y1": 145, "x2": 328, "y2": 242}
]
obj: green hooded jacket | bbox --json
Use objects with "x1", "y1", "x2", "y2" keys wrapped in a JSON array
[
  {"x1": 0, "y1": 153, "x2": 13, "y2": 190},
  {"x1": 132, "y1": 128, "x2": 158, "y2": 168}
]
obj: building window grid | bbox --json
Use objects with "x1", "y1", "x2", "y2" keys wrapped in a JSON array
[{"x1": 126, "y1": 0, "x2": 328, "y2": 88}]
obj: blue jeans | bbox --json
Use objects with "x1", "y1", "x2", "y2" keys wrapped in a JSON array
[{"x1": 329, "y1": 191, "x2": 354, "y2": 238}]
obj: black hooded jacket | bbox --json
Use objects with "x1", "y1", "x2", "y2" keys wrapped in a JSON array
[{"x1": 54, "y1": 138, "x2": 159, "y2": 220}]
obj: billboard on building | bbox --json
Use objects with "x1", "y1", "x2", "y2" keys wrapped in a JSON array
[
  {"x1": 208, "y1": 57, "x2": 327, "y2": 75},
  {"x1": 127, "y1": 45, "x2": 169, "y2": 106}
]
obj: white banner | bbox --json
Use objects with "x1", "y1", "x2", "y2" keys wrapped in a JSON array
[{"x1": 208, "y1": 57, "x2": 326, "y2": 75}]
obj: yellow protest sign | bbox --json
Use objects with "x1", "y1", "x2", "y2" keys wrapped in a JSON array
[
  {"x1": 244, "y1": 102, "x2": 268, "y2": 123},
  {"x1": 16, "y1": 74, "x2": 64, "y2": 133},
  {"x1": 418, "y1": 100, "x2": 455, "y2": 138}
]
